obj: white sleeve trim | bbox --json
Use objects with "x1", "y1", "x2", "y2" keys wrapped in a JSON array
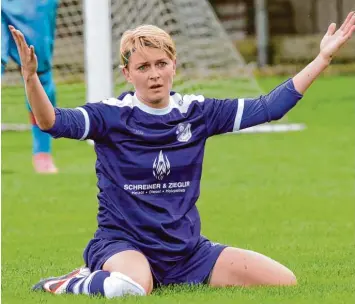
[
  {"x1": 76, "y1": 107, "x2": 90, "y2": 140},
  {"x1": 233, "y1": 98, "x2": 245, "y2": 131}
]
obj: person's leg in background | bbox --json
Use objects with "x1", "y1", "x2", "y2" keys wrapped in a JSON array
[
  {"x1": 26, "y1": 0, "x2": 59, "y2": 173},
  {"x1": 4, "y1": 0, "x2": 59, "y2": 173},
  {"x1": 2, "y1": 10, "x2": 10, "y2": 78}
]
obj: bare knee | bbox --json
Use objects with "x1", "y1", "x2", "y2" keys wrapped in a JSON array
[
  {"x1": 280, "y1": 269, "x2": 297, "y2": 286},
  {"x1": 135, "y1": 276, "x2": 153, "y2": 295},
  {"x1": 210, "y1": 247, "x2": 298, "y2": 287},
  {"x1": 126, "y1": 274, "x2": 153, "y2": 295},
  {"x1": 264, "y1": 258, "x2": 297, "y2": 286},
  {"x1": 243, "y1": 250, "x2": 298, "y2": 286},
  {"x1": 103, "y1": 250, "x2": 154, "y2": 294}
]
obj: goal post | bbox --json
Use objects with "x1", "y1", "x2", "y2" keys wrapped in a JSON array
[{"x1": 83, "y1": 0, "x2": 112, "y2": 102}]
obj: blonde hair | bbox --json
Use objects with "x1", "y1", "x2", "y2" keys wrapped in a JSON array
[{"x1": 120, "y1": 25, "x2": 176, "y2": 68}]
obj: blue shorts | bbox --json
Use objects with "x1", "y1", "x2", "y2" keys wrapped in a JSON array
[{"x1": 83, "y1": 236, "x2": 226, "y2": 286}]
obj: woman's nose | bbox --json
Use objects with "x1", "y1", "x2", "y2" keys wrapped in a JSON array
[{"x1": 149, "y1": 67, "x2": 160, "y2": 79}]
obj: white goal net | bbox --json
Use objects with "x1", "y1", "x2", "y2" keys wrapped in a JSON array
[{"x1": 2, "y1": 0, "x2": 264, "y2": 131}]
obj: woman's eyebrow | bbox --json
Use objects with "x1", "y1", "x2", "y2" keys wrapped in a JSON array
[{"x1": 136, "y1": 58, "x2": 168, "y2": 66}]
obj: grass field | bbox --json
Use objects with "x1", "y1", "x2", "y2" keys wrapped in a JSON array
[{"x1": 2, "y1": 76, "x2": 355, "y2": 303}]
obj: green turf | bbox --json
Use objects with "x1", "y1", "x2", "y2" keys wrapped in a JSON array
[{"x1": 2, "y1": 76, "x2": 355, "y2": 303}]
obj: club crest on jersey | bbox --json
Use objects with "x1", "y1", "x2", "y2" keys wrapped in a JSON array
[
  {"x1": 176, "y1": 123, "x2": 192, "y2": 142},
  {"x1": 153, "y1": 150, "x2": 171, "y2": 180}
]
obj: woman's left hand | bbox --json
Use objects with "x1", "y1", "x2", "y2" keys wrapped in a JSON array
[{"x1": 319, "y1": 11, "x2": 355, "y2": 61}]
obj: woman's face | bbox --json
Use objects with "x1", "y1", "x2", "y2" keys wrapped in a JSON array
[{"x1": 123, "y1": 47, "x2": 176, "y2": 108}]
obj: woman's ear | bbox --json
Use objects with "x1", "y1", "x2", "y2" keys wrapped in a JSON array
[{"x1": 122, "y1": 67, "x2": 132, "y2": 83}]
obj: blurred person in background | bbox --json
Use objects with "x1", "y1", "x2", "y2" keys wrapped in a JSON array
[{"x1": 1, "y1": 0, "x2": 59, "y2": 173}]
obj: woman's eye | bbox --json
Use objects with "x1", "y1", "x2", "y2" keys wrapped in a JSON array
[
  {"x1": 157, "y1": 62, "x2": 167, "y2": 67},
  {"x1": 138, "y1": 65, "x2": 147, "y2": 71}
]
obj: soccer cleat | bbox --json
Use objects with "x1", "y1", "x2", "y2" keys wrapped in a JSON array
[
  {"x1": 32, "y1": 267, "x2": 91, "y2": 294},
  {"x1": 32, "y1": 153, "x2": 58, "y2": 174}
]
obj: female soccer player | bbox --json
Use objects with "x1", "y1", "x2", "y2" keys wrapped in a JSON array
[{"x1": 9, "y1": 11, "x2": 355, "y2": 299}]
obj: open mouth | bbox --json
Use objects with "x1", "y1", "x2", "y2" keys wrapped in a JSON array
[{"x1": 150, "y1": 84, "x2": 163, "y2": 89}]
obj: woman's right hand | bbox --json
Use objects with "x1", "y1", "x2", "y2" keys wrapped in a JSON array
[{"x1": 9, "y1": 25, "x2": 38, "y2": 80}]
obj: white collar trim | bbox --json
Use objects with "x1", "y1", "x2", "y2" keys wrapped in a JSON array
[{"x1": 132, "y1": 93, "x2": 175, "y2": 115}]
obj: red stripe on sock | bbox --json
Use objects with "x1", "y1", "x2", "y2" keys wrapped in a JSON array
[{"x1": 29, "y1": 112, "x2": 37, "y2": 126}]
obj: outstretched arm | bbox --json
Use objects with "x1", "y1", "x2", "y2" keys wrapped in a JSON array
[
  {"x1": 195, "y1": 12, "x2": 354, "y2": 136},
  {"x1": 9, "y1": 25, "x2": 55, "y2": 130},
  {"x1": 293, "y1": 11, "x2": 355, "y2": 94},
  {"x1": 9, "y1": 25, "x2": 110, "y2": 141}
]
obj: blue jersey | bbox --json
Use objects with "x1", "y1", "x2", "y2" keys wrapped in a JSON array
[{"x1": 45, "y1": 79, "x2": 302, "y2": 264}]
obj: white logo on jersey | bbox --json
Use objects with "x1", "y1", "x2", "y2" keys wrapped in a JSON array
[
  {"x1": 153, "y1": 150, "x2": 171, "y2": 180},
  {"x1": 176, "y1": 123, "x2": 192, "y2": 142}
]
